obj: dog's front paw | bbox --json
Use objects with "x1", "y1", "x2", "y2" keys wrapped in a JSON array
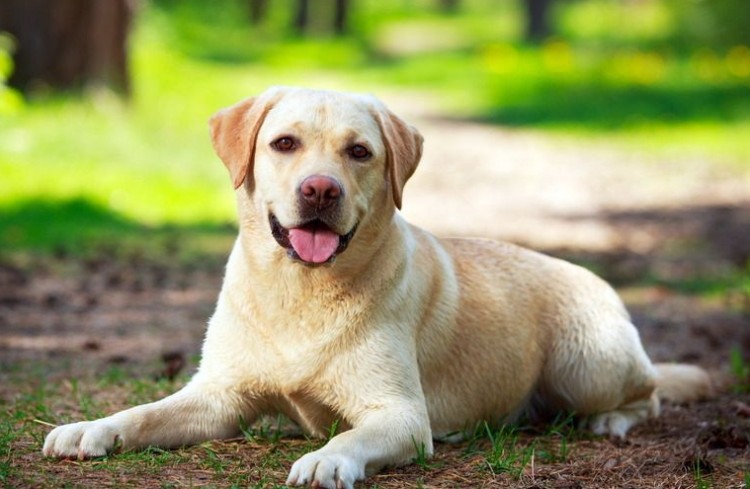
[
  {"x1": 286, "y1": 450, "x2": 365, "y2": 489},
  {"x1": 43, "y1": 420, "x2": 121, "y2": 460}
]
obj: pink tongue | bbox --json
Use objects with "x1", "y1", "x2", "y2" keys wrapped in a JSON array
[{"x1": 288, "y1": 227, "x2": 340, "y2": 264}]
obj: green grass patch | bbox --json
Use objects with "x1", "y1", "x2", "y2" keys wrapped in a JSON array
[
  {"x1": 730, "y1": 346, "x2": 750, "y2": 393},
  {"x1": 0, "y1": 196, "x2": 235, "y2": 261}
]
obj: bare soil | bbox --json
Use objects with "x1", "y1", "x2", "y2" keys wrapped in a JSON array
[{"x1": 2, "y1": 114, "x2": 750, "y2": 488}]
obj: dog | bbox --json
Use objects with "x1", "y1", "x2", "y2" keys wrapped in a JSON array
[{"x1": 43, "y1": 87, "x2": 713, "y2": 489}]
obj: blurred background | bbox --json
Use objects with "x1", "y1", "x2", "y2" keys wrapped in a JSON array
[{"x1": 1, "y1": 0, "x2": 749, "y2": 254}]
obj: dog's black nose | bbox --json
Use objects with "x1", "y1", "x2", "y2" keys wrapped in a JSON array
[{"x1": 299, "y1": 175, "x2": 342, "y2": 210}]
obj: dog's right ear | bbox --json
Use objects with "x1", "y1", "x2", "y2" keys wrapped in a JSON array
[{"x1": 209, "y1": 88, "x2": 286, "y2": 189}]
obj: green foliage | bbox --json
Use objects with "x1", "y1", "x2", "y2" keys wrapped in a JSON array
[
  {"x1": 669, "y1": 0, "x2": 750, "y2": 49},
  {"x1": 0, "y1": 32, "x2": 24, "y2": 115},
  {"x1": 557, "y1": 0, "x2": 675, "y2": 46}
]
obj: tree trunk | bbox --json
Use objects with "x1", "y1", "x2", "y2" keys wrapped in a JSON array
[
  {"x1": 248, "y1": 0, "x2": 268, "y2": 25},
  {"x1": 0, "y1": 0, "x2": 134, "y2": 96},
  {"x1": 439, "y1": 0, "x2": 460, "y2": 13},
  {"x1": 294, "y1": 0, "x2": 309, "y2": 34},
  {"x1": 525, "y1": 0, "x2": 552, "y2": 43},
  {"x1": 333, "y1": 0, "x2": 349, "y2": 35}
]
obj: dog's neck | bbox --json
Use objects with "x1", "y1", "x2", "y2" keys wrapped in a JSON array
[{"x1": 212, "y1": 219, "x2": 408, "y2": 344}]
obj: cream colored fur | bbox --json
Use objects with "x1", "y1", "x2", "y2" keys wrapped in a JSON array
[{"x1": 43, "y1": 87, "x2": 713, "y2": 489}]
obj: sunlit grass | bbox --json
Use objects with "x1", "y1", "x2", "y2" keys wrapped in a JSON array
[{"x1": 0, "y1": 96, "x2": 233, "y2": 226}]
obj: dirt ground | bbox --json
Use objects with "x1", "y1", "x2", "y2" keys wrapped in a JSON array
[{"x1": 2, "y1": 112, "x2": 750, "y2": 488}]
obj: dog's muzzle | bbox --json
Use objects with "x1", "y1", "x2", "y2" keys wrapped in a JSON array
[{"x1": 270, "y1": 214, "x2": 357, "y2": 265}]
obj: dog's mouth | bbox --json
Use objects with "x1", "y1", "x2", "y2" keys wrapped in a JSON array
[{"x1": 270, "y1": 214, "x2": 357, "y2": 265}]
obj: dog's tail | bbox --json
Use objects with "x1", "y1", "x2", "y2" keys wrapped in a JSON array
[{"x1": 653, "y1": 363, "x2": 715, "y2": 403}]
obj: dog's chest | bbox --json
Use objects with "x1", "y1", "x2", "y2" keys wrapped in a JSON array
[{"x1": 246, "y1": 299, "x2": 368, "y2": 387}]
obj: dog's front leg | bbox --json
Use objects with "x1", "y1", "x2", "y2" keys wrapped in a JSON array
[
  {"x1": 43, "y1": 378, "x2": 255, "y2": 460},
  {"x1": 286, "y1": 400, "x2": 432, "y2": 489}
]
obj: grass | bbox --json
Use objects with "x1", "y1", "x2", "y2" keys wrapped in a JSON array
[
  {"x1": 476, "y1": 416, "x2": 578, "y2": 480},
  {"x1": 482, "y1": 424, "x2": 534, "y2": 479},
  {"x1": 731, "y1": 346, "x2": 750, "y2": 393},
  {"x1": 410, "y1": 436, "x2": 433, "y2": 470},
  {"x1": 0, "y1": 196, "x2": 235, "y2": 261},
  {"x1": 239, "y1": 415, "x2": 287, "y2": 445}
]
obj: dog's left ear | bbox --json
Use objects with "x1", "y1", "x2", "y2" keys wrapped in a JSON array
[
  {"x1": 374, "y1": 106, "x2": 424, "y2": 209},
  {"x1": 209, "y1": 87, "x2": 287, "y2": 189}
]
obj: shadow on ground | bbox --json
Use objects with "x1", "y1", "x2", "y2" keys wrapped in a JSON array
[
  {"x1": 544, "y1": 202, "x2": 750, "y2": 290},
  {"x1": 0, "y1": 197, "x2": 236, "y2": 259},
  {"x1": 481, "y1": 82, "x2": 750, "y2": 129}
]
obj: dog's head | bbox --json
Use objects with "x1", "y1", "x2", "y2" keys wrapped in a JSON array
[{"x1": 209, "y1": 87, "x2": 423, "y2": 267}]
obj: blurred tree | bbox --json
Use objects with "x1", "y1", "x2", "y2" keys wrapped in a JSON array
[
  {"x1": 333, "y1": 0, "x2": 349, "y2": 35},
  {"x1": 439, "y1": 0, "x2": 460, "y2": 13},
  {"x1": 0, "y1": 0, "x2": 134, "y2": 96},
  {"x1": 525, "y1": 0, "x2": 553, "y2": 43},
  {"x1": 294, "y1": 0, "x2": 310, "y2": 33},
  {"x1": 248, "y1": 0, "x2": 268, "y2": 25},
  {"x1": 293, "y1": 0, "x2": 349, "y2": 36},
  {"x1": 671, "y1": 0, "x2": 750, "y2": 48}
]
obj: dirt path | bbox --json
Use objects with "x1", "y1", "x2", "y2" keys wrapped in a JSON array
[{"x1": 403, "y1": 110, "x2": 750, "y2": 251}]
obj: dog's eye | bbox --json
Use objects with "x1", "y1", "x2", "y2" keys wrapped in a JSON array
[
  {"x1": 349, "y1": 144, "x2": 371, "y2": 160},
  {"x1": 272, "y1": 137, "x2": 296, "y2": 152}
]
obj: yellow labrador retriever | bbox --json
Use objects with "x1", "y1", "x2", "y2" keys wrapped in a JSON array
[{"x1": 43, "y1": 87, "x2": 712, "y2": 488}]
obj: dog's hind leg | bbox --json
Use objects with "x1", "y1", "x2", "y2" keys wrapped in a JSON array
[
  {"x1": 585, "y1": 392, "x2": 659, "y2": 438},
  {"x1": 540, "y1": 315, "x2": 660, "y2": 438}
]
